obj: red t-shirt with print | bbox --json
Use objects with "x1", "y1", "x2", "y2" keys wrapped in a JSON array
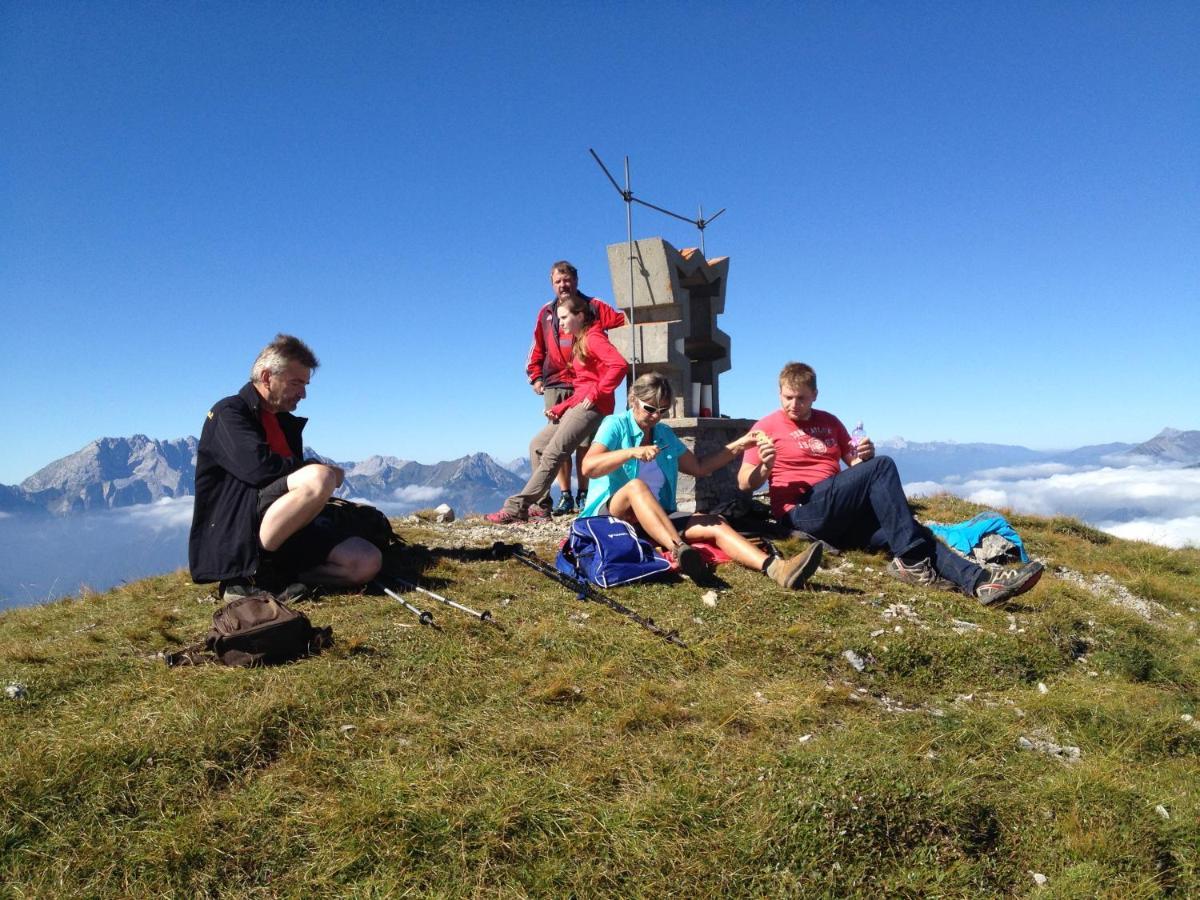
[{"x1": 743, "y1": 408, "x2": 851, "y2": 518}]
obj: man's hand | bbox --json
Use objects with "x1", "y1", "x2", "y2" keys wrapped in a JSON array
[
  {"x1": 629, "y1": 444, "x2": 660, "y2": 462},
  {"x1": 544, "y1": 409, "x2": 560, "y2": 423},
  {"x1": 532, "y1": 379, "x2": 545, "y2": 396},
  {"x1": 755, "y1": 432, "x2": 777, "y2": 470},
  {"x1": 854, "y1": 436, "x2": 875, "y2": 463}
]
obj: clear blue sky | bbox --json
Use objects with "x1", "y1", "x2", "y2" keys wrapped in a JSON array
[{"x1": 2, "y1": 1, "x2": 1197, "y2": 485}]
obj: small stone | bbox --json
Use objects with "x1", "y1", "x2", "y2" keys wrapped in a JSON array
[
  {"x1": 5, "y1": 682, "x2": 28, "y2": 700},
  {"x1": 870, "y1": 628, "x2": 885, "y2": 637},
  {"x1": 339, "y1": 725, "x2": 357, "y2": 736},
  {"x1": 798, "y1": 734, "x2": 813, "y2": 743},
  {"x1": 1029, "y1": 871, "x2": 1048, "y2": 886},
  {"x1": 843, "y1": 649, "x2": 867, "y2": 672},
  {"x1": 692, "y1": 616, "x2": 704, "y2": 625},
  {"x1": 1038, "y1": 682, "x2": 1049, "y2": 694},
  {"x1": 1181, "y1": 714, "x2": 1194, "y2": 723},
  {"x1": 754, "y1": 691, "x2": 767, "y2": 703},
  {"x1": 1018, "y1": 735, "x2": 1081, "y2": 762},
  {"x1": 434, "y1": 503, "x2": 455, "y2": 523},
  {"x1": 701, "y1": 590, "x2": 718, "y2": 608},
  {"x1": 1155, "y1": 805, "x2": 1170, "y2": 820}
]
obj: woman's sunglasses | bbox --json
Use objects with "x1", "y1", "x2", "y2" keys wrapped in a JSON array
[{"x1": 637, "y1": 400, "x2": 671, "y2": 416}]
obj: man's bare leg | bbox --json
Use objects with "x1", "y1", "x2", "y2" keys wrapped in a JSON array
[
  {"x1": 297, "y1": 537, "x2": 382, "y2": 587},
  {"x1": 259, "y1": 464, "x2": 340, "y2": 552}
]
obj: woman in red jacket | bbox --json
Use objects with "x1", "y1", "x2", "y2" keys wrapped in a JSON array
[{"x1": 487, "y1": 294, "x2": 628, "y2": 523}]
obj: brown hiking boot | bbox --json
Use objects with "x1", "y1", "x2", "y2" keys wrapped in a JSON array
[{"x1": 767, "y1": 542, "x2": 823, "y2": 589}]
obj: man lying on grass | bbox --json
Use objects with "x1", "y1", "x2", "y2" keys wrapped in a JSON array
[{"x1": 737, "y1": 362, "x2": 1042, "y2": 607}]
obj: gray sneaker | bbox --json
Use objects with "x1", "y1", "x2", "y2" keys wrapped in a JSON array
[
  {"x1": 886, "y1": 556, "x2": 956, "y2": 591},
  {"x1": 975, "y1": 561, "x2": 1044, "y2": 607},
  {"x1": 218, "y1": 579, "x2": 253, "y2": 602}
]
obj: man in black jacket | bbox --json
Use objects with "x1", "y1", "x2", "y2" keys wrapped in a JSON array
[{"x1": 189, "y1": 334, "x2": 381, "y2": 597}]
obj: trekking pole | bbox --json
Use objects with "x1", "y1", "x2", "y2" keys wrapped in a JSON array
[
  {"x1": 493, "y1": 542, "x2": 688, "y2": 649},
  {"x1": 373, "y1": 581, "x2": 441, "y2": 631},
  {"x1": 381, "y1": 574, "x2": 501, "y2": 629}
]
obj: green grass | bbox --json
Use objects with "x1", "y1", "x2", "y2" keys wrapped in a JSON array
[{"x1": 2, "y1": 495, "x2": 1198, "y2": 896}]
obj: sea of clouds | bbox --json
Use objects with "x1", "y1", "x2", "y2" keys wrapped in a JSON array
[
  {"x1": 906, "y1": 461, "x2": 1200, "y2": 549},
  {"x1": 4, "y1": 461, "x2": 1196, "y2": 610}
]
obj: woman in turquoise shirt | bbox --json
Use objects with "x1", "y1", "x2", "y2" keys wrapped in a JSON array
[{"x1": 579, "y1": 373, "x2": 822, "y2": 589}]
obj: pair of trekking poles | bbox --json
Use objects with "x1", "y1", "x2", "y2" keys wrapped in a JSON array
[
  {"x1": 373, "y1": 575, "x2": 499, "y2": 632},
  {"x1": 373, "y1": 541, "x2": 687, "y2": 649}
]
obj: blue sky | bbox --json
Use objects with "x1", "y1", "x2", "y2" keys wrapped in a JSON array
[{"x1": 2, "y1": 1, "x2": 1197, "y2": 485}]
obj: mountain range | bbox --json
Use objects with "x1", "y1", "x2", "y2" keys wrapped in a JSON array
[{"x1": 2, "y1": 428, "x2": 1198, "y2": 518}]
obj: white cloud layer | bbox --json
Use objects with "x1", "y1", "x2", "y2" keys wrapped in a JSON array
[
  {"x1": 907, "y1": 463, "x2": 1200, "y2": 549},
  {"x1": 391, "y1": 485, "x2": 445, "y2": 503}
]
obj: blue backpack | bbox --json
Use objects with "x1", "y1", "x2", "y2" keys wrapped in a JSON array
[{"x1": 556, "y1": 516, "x2": 672, "y2": 588}]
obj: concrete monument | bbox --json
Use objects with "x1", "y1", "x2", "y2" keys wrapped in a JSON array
[{"x1": 606, "y1": 237, "x2": 754, "y2": 513}]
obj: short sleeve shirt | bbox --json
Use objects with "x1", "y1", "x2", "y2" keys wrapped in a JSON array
[{"x1": 744, "y1": 408, "x2": 851, "y2": 517}]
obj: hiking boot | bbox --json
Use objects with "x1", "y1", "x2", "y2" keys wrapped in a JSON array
[
  {"x1": 218, "y1": 579, "x2": 253, "y2": 601},
  {"x1": 975, "y1": 561, "x2": 1044, "y2": 607},
  {"x1": 484, "y1": 509, "x2": 526, "y2": 525},
  {"x1": 528, "y1": 504, "x2": 551, "y2": 519},
  {"x1": 886, "y1": 556, "x2": 957, "y2": 591},
  {"x1": 767, "y1": 542, "x2": 824, "y2": 589},
  {"x1": 552, "y1": 492, "x2": 576, "y2": 516},
  {"x1": 674, "y1": 542, "x2": 708, "y2": 582}
]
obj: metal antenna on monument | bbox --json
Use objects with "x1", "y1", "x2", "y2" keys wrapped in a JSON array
[{"x1": 589, "y1": 149, "x2": 726, "y2": 381}]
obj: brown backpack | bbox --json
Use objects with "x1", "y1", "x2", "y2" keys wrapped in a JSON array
[{"x1": 166, "y1": 592, "x2": 333, "y2": 668}]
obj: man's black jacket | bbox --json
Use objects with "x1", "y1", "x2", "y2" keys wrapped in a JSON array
[{"x1": 188, "y1": 382, "x2": 310, "y2": 583}]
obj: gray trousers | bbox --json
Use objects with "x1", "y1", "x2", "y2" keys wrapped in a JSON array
[{"x1": 503, "y1": 405, "x2": 603, "y2": 515}]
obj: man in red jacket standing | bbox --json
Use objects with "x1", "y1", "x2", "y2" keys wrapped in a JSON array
[{"x1": 525, "y1": 260, "x2": 625, "y2": 516}]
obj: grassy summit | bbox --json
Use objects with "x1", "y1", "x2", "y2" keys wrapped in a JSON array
[{"x1": 1, "y1": 495, "x2": 1197, "y2": 896}]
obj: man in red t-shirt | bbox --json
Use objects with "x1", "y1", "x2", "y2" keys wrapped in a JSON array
[
  {"x1": 524, "y1": 260, "x2": 626, "y2": 516},
  {"x1": 738, "y1": 362, "x2": 1043, "y2": 607}
]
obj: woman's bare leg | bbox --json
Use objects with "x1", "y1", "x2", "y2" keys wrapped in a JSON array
[
  {"x1": 607, "y1": 479, "x2": 683, "y2": 549},
  {"x1": 680, "y1": 514, "x2": 770, "y2": 572}
]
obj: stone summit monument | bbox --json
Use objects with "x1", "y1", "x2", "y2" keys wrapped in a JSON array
[{"x1": 606, "y1": 237, "x2": 754, "y2": 513}]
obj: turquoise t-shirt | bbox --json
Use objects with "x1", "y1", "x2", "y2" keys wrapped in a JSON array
[{"x1": 579, "y1": 407, "x2": 689, "y2": 516}]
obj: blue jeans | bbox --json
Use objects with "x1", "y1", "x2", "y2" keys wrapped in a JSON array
[{"x1": 784, "y1": 456, "x2": 984, "y2": 595}]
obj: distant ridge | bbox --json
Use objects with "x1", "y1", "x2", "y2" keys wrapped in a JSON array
[
  {"x1": 1, "y1": 438, "x2": 525, "y2": 518},
  {"x1": 3, "y1": 427, "x2": 1197, "y2": 518},
  {"x1": 1125, "y1": 428, "x2": 1200, "y2": 463},
  {"x1": 11, "y1": 435, "x2": 197, "y2": 516}
]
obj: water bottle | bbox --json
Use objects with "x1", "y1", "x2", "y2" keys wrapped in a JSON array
[{"x1": 849, "y1": 421, "x2": 865, "y2": 459}]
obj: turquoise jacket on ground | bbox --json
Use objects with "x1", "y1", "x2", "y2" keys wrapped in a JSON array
[
  {"x1": 928, "y1": 511, "x2": 1030, "y2": 563},
  {"x1": 579, "y1": 408, "x2": 689, "y2": 517}
]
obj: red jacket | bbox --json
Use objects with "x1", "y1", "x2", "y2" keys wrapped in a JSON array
[
  {"x1": 525, "y1": 295, "x2": 626, "y2": 387},
  {"x1": 549, "y1": 328, "x2": 628, "y2": 418}
]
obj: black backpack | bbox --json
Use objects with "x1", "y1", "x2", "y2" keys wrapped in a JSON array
[
  {"x1": 166, "y1": 592, "x2": 333, "y2": 668},
  {"x1": 321, "y1": 497, "x2": 397, "y2": 551}
]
